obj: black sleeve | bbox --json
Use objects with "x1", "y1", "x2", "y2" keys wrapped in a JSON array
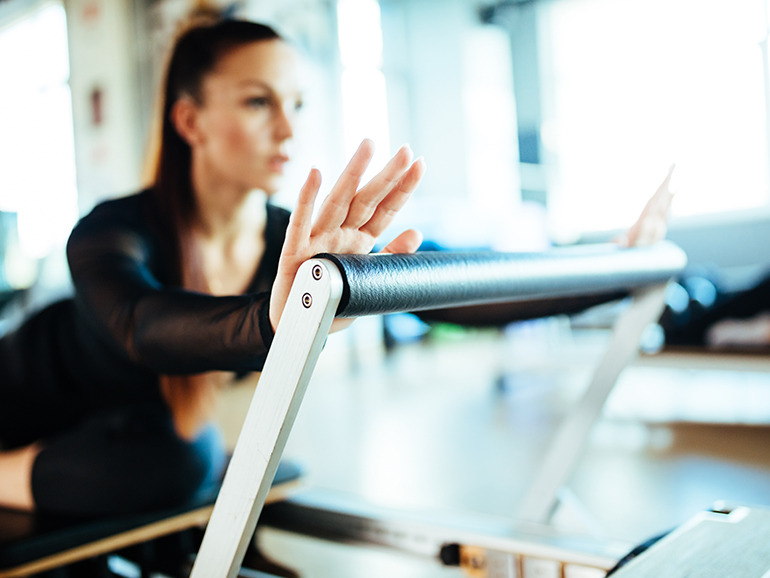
[{"x1": 66, "y1": 196, "x2": 274, "y2": 375}]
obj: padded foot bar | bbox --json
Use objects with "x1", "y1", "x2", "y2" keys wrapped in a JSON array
[{"x1": 321, "y1": 242, "x2": 686, "y2": 317}]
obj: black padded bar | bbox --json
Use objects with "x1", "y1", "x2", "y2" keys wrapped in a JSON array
[{"x1": 318, "y1": 241, "x2": 687, "y2": 318}]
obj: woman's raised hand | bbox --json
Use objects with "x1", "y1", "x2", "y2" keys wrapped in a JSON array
[
  {"x1": 270, "y1": 139, "x2": 426, "y2": 331},
  {"x1": 616, "y1": 164, "x2": 677, "y2": 248}
]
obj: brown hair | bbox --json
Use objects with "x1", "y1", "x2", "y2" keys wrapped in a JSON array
[
  {"x1": 153, "y1": 20, "x2": 282, "y2": 437},
  {"x1": 152, "y1": 19, "x2": 281, "y2": 288}
]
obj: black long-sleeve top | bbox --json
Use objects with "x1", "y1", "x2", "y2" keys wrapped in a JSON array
[
  {"x1": 4, "y1": 188, "x2": 625, "y2": 412},
  {"x1": 5, "y1": 189, "x2": 287, "y2": 403}
]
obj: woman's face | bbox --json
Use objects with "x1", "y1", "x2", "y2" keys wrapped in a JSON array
[{"x1": 187, "y1": 39, "x2": 304, "y2": 195}]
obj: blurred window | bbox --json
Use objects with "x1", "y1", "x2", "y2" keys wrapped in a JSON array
[
  {"x1": 539, "y1": 0, "x2": 770, "y2": 240},
  {"x1": 337, "y1": 0, "x2": 391, "y2": 179},
  {"x1": 0, "y1": 1, "x2": 78, "y2": 259}
]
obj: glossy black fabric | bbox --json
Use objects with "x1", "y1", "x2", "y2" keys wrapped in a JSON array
[
  {"x1": 0, "y1": 190, "x2": 288, "y2": 442},
  {"x1": 0, "y1": 189, "x2": 289, "y2": 514},
  {"x1": 66, "y1": 189, "x2": 286, "y2": 378},
  {"x1": 31, "y1": 405, "x2": 226, "y2": 517}
]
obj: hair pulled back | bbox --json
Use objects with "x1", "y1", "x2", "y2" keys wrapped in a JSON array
[{"x1": 153, "y1": 19, "x2": 281, "y2": 286}]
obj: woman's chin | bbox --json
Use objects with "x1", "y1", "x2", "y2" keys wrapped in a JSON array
[
  {"x1": 261, "y1": 181, "x2": 281, "y2": 197},
  {"x1": 245, "y1": 175, "x2": 283, "y2": 197}
]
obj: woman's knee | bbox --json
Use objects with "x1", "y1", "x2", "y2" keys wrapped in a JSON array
[
  {"x1": 0, "y1": 443, "x2": 40, "y2": 511},
  {"x1": 31, "y1": 406, "x2": 226, "y2": 516}
]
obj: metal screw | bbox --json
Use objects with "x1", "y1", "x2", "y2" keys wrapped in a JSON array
[
  {"x1": 302, "y1": 293, "x2": 313, "y2": 308},
  {"x1": 312, "y1": 264, "x2": 323, "y2": 280}
]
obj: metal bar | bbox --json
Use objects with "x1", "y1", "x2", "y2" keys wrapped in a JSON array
[
  {"x1": 190, "y1": 259, "x2": 343, "y2": 578},
  {"x1": 518, "y1": 284, "x2": 669, "y2": 523}
]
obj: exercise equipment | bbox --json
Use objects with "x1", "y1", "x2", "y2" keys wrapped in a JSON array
[
  {"x1": 609, "y1": 504, "x2": 770, "y2": 577},
  {"x1": 190, "y1": 242, "x2": 687, "y2": 578}
]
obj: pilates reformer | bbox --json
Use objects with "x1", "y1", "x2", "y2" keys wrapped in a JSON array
[
  {"x1": 188, "y1": 242, "x2": 690, "y2": 578},
  {"x1": 14, "y1": 240, "x2": 759, "y2": 577}
]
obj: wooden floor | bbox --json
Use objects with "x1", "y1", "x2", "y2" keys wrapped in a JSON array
[{"x1": 230, "y1": 319, "x2": 770, "y2": 576}]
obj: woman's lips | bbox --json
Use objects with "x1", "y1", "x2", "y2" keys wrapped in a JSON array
[{"x1": 268, "y1": 155, "x2": 289, "y2": 173}]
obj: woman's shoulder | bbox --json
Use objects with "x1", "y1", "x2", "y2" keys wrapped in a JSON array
[
  {"x1": 74, "y1": 189, "x2": 153, "y2": 233},
  {"x1": 265, "y1": 202, "x2": 291, "y2": 243},
  {"x1": 266, "y1": 202, "x2": 291, "y2": 222},
  {"x1": 66, "y1": 189, "x2": 160, "y2": 265}
]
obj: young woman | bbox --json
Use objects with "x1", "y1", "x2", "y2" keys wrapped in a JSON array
[
  {"x1": 0, "y1": 20, "x2": 425, "y2": 516},
  {"x1": 0, "y1": 19, "x2": 674, "y2": 517}
]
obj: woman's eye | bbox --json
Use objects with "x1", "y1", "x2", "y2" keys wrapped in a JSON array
[
  {"x1": 294, "y1": 99, "x2": 304, "y2": 112},
  {"x1": 246, "y1": 96, "x2": 270, "y2": 108}
]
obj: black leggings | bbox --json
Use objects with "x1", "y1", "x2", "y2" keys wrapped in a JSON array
[
  {"x1": 0, "y1": 304, "x2": 226, "y2": 517},
  {"x1": 29, "y1": 403, "x2": 226, "y2": 517}
]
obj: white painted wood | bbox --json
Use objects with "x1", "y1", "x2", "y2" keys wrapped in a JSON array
[
  {"x1": 265, "y1": 489, "x2": 622, "y2": 570},
  {"x1": 521, "y1": 556, "x2": 561, "y2": 578},
  {"x1": 518, "y1": 285, "x2": 669, "y2": 523},
  {"x1": 190, "y1": 259, "x2": 343, "y2": 578},
  {"x1": 635, "y1": 350, "x2": 770, "y2": 372}
]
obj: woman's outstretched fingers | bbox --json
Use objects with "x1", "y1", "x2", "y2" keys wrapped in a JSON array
[
  {"x1": 638, "y1": 164, "x2": 675, "y2": 214},
  {"x1": 313, "y1": 139, "x2": 374, "y2": 232},
  {"x1": 361, "y1": 156, "x2": 426, "y2": 237},
  {"x1": 272, "y1": 146, "x2": 423, "y2": 331},
  {"x1": 620, "y1": 164, "x2": 676, "y2": 248},
  {"x1": 649, "y1": 163, "x2": 676, "y2": 215},
  {"x1": 380, "y1": 229, "x2": 423, "y2": 254},
  {"x1": 271, "y1": 167, "x2": 322, "y2": 331},
  {"x1": 343, "y1": 144, "x2": 413, "y2": 229},
  {"x1": 284, "y1": 167, "x2": 321, "y2": 253}
]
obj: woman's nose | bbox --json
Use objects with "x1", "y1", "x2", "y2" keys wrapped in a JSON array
[{"x1": 274, "y1": 106, "x2": 295, "y2": 142}]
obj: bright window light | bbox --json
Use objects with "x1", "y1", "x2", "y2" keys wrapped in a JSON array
[
  {"x1": 541, "y1": 0, "x2": 770, "y2": 239},
  {"x1": 462, "y1": 27, "x2": 525, "y2": 249},
  {"x1": 337, "y1": 0, "x2": 391, "y2": 179},
  {"x1": 0, "y1": 2, "x2": 78, "y2": 259},
  {"x1": 337, "y1": 0, "x2": 383, "y2": 69}
]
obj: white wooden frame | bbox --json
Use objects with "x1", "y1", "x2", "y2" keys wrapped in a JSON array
[
  {"x1": 518, "y1": 284, "x2": 669, "y2": 523},
  {"x1": 190, "y1": 259, "x2": 343, "y2": 578}
]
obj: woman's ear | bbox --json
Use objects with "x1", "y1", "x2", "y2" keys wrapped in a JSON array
[{"x1": 170, "y1": 97, "x2": 202, "y2": 146}]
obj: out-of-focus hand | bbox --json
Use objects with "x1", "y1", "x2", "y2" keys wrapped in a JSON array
[
  {"x1": 616, "y1": 164, "x2": 676, "y2": 248},
  {"x1": 270, "y1": 139, "x2": 426, "y2": 332}
]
